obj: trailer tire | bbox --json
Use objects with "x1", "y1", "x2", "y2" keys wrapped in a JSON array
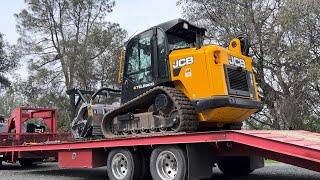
[
  {"x1": 150, "y1": 145, "x2": 187, "y2": 180},
  {"x1": 139, "y1": 148, "x2": 152, "y2": 179},
  {"x1": 107, "y1": 148, "x2": 144, "y2": 180},
  {"x1": 218, "y1": 156, "x2": 254, "y2": 176}
]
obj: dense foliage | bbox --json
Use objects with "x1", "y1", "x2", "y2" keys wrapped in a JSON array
[
  {"x1": 1, "y1": 0, "x2": 126, "y2": 130},
  {"x1": 178, "y1": 0, "x2": 320, "y2": 131},
  {"x1": 0, "y1": 34, "x2": 19, "y2": 88}
]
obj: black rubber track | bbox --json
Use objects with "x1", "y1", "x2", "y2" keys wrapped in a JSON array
[{"x1": 101, "y1": 86, "x2": 198, "y2": 138}]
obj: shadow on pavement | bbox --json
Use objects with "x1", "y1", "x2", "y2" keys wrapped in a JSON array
[{"x1": 1, "y1": 163, "x2": 319, "y2": 180}]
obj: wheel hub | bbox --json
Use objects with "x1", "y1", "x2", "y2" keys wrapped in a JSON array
[
  {"x1": 156, "y1": 151, "x2": 178, "y2": 180},
  {"x1": 111, "y1": 153, "x2": 128, "y2": 179}
]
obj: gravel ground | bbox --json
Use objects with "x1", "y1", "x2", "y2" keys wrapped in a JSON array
[{"x1": 0, "y1": 162, "x2": 319, "y2": 180}]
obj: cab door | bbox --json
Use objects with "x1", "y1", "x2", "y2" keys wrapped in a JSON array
[{"x1": 121, "y1": 30, "x2": 154, "y2": 103}]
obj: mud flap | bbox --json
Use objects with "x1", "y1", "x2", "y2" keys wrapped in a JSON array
[{"x1": 186, "y1": 143, "x2": 215, "y2": 180}]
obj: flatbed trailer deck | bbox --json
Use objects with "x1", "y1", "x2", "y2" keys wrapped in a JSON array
[{"x1": 0, "y1": 129, "x2": 319, "y2": 180}]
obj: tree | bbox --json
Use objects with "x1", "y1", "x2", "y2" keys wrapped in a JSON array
[
  {"x1": 0, "y1": 33, "x2": 19, "y2": 88},
  {"x1": 178, "y1": 0, "x2": 320, "y2": 131},
  {"x1": 0, "y1": 84, "x2": 25, "y2": 117},
  {"x1": 16, "y1": 0, "x2": 126, "y2": 91},
  {"x1": 14, "y1": 0, "x2": 126, "y2": 130}
]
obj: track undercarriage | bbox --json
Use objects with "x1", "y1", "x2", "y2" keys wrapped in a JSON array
[{"x1": 101, "y1": 87, "x2": 199, "y2": 138}]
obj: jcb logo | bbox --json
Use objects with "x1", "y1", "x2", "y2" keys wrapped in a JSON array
[
  {"x1": 173, "y1": 57, "x2": 194, "y2": 69},
  {"x1": 229, "y1": 56, "x2": 246, "y2": 68}
]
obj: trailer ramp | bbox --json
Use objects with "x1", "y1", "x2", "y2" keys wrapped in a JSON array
[{"x1": 215, "y1": 130, "x2": 320, "y2": 172}]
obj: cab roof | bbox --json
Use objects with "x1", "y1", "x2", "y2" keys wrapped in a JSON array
[
  {"x1": 124, "y1": 19, "x2": 206, "y2": 47},
  {"x1": 154, "y1": 18, "x2": 206, "y2": 35}
]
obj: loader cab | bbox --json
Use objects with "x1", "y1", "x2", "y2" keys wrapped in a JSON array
[{"x1": 121, "y1": 19, "x2": 206, "y2": 103}]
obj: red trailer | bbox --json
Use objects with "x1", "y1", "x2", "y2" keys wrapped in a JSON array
[
  {"x1": 1, "y1": 107, "x2": 60, "y2": 166},
  {"x1": 0, "y1": 107, "x2": 319, "y2": 180}
]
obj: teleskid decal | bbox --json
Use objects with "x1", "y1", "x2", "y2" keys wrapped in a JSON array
[{"x1": 133, "y1": 82, "x2": 155, "y2": 90}]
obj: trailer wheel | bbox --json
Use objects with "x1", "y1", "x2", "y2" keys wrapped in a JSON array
[
  {"x1": 150, "y1": 145, "x2": 187, "y2": 180},
  {"x1": 107, "y1": 148, "x2": 144, "y2": 180},
  {"x1": 217, "y1": 156, "x2": 254, "y2": 176}
]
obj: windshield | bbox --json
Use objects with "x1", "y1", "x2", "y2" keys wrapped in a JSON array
[{"x1": 167, "y1": 34, "x2": 196, "y2": 50}]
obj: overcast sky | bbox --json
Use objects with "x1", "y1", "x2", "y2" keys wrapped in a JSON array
[
  {"x1": 0, "y1": 0, "x2": 183, "y2": 44},
  {"x1": 0, "y1": 0, "x2": 183, "y2": 79}
]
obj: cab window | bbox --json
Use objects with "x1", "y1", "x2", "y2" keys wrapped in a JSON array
[{"x1": 126, "y1": 30, "x2": 153, "y2": 84}]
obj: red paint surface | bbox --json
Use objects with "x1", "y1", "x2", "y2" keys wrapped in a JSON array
[
  {"x1": 0, "y1": 127, "x2": 319, "y2": 172},
  {"x1": 59, "y1": 149, "x2": 107, "y2": 168}
]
